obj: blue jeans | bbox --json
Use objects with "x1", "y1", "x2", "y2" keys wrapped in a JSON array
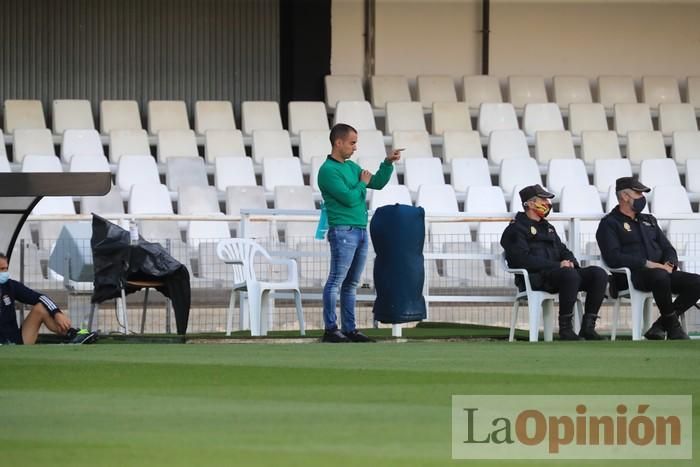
[{"x1": 322, "y1": 226, "x2": 368, "y2": 333}]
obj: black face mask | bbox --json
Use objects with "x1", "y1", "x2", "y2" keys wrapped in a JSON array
[{"x1": 631, "y1": 196, "x2": 647, "y2": 213}]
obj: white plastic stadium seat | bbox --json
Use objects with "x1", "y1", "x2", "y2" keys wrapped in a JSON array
[
  {"x1": 204, "y1": 129, "x2": 247, "y2": 164},
  {"x1": 639, "y1": 158, "x2": 681, "y2": 190},
  {"x1": 431, "y1": 102, "x2": 471, "y2": 135},
  {"x1": 613, "y1": 103, "x2": 653, "y2": 136},
  {"x1": 287, "y1": 101, "x2": 329, "y2": 136},
  {"x1": 581, "y1": 131, "x2": 622, "y2": 165},
  {"x1": 166, "y1": 157, "x2": 209, "y2": 192},
  {"x1": 333, "y1": 101, "x2": 376, "y2": 131},
  {"x1": 672, "y1": 131, "x2": 700, "y2": 164},
  {"x1": 641, "y1": 76, "x2": 681, "y2": 109},
  {"x1": 69, "y1": 154, "x2": 110, "y2": 173},
  {"x1": 370, "y1": 75, "x2": 411, "y2": 110},
  {"x1": 241, "y1": 101, "x2": 283, "y2": 136},
  {"x1": 403, "y1": 158, "x2": 445, "y2": 194},
  {"x1": 22, "y1": 155, "x2": 63, "y2": 173},
  {"x1": 52, "y1": 99, "x2": 95, "y2": 134},
  {"x1": 324, "y1": 75, "x2": 364, "y2": 110},
  {"x1": 274, "y1": 185, "x2": 316, "y2": 245},
  {"x1": 535, "y1": 131, "x2": 575, "y2": 165},
  {"x1": 157, "y1": 129, "x2": 199, "y2": 164},
  {"x1": 391, "y1": 130, "x2": 433, "y2": 159},
  {"x1": 450, "y1": 158, "x2": 492, "y2": 195},
  {"x1": 116, "y1": 155, "x2": 160, "y2": 194},
  {"x1": 252, "y1": 130, "x2": 293, "y2": 165},
  {"x1": 357, "y1": 157, "x2": 399, "y2": 185},
  {"x1": 13, "y1": 129, "x2": 55, "y2": 164},
  {"x1": 462, "y1": 75, "x2": 503, "y2": 112},
  {"x1": 416, "y1": 75, "x2": 457, "y2": 109},
  {"x1": 385, "y1": 102, "x2": 426, "y2": 133},
  {"x1": 441, "y1": 130, "x2": 483, "y2": 163},
  {"x1": 3, "y1": 100, "x2": 46, "y2": 133},
  {"x1": 416, "y1": 185, "x2": 468, "y2": 246},
  {"x1": 194, "y1": 100, "x2": 236, "y2": 135},
  {"x1": 60, "y1": 129, "x2": 104, "y2": 164},
  {"x1": 262, "y1": 157, "x2": 304, "y2": 192},
  {"x1": 598, "y1": 76, "x2": 637, "y2": 111},
  {"x1": 478, "y1": 103, "x2": 518, "y2": 137},
  {"x1": 594, "y1": 158, "x2": 632, "y2": 197},
  {"x1": 298, "y1": 130, "x2": 331, "y2": 165},
  {"x1": 559, "y1": 184, "x2": 603, "y2": 247},
  {"x1": 522, "y1": 103, "x2": 564, "y2": 137},
  {"x1": 688, "y1": 77, "x2": 700, "y2": 112},
  {"x1": 369, "y1": 185, "x2": 412, "y2": 210},
  {"x1": 499, "y1": 157, "x2": 542, "y2": 197},
  {"x1": 487, "y1": 129, "x2": 529, "y2": 166},
  {"x1": 552, "y1": 76, "x2": 593, "y2": 110},
  {"x1": 109, "y1": 129, "x2": 151, "y2": 164},
  {"x1": 626, "y1": 131, "x2": 666, "y2": 164},
  {"x1": 215, "y1": 156, "x2": 257, "y2": 191},
  {"x1": 148, "y1": 100, "x2": 190, "y2": 135},
  {"x1": 658, "y1": 104, "x2": 698, "y2": 137},
  {"x1": 100, "y1": 100, "x2": 142, "y2": 135},
  {"x1": 568, "y1": 103, "x2": 608, "y2": 137},
  {"x1": 353, "y1": 130, "x2": 386, "y2": 160},
  {"x1": 225, "y1": 186, "x2": 274, "y2": 240},
  {"x1": 546, "y1": 159, "x2": 589, "y2": 197},
  {"x1": 651, "y1": 185, "x2": 692, "y2": 217},
  {"x1": 508, "y1": 75, "x2": 548, "y2": 110}
]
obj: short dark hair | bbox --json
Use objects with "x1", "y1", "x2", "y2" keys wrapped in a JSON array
[
  {"x1": 0, "y1": 252, "x2": 6, "y2": 261},
  {"x1": 329, "y1": 123, "x2": 357, "y2": 146}
]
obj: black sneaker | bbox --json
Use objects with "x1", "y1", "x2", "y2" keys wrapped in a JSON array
[
  {"x1": 644, "y1": 318, "x2": 666, "y2": 340},
  {"x1": 67, "y1": 329, "x2": 99, "y2": 345},
  {"x1": 344, "y1": 330, "x2": 375, "y2": 343},
  {"x1": 321, "y1": 329, "x2": 350, "y2": 343}
]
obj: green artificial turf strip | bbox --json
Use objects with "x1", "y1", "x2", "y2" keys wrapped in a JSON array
[{"x1": 0, "y1": 342, "x2": 698, "y2": 467}]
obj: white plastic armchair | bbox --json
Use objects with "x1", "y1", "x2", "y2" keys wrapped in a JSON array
[
  {"x1": 601, "y1": 261, "x2": 654, "y2": 341},
  {"x1": 217, "y1": 238, "x2": 305, "y2": 337},
  {"x1": 501, "y1": 252, "x2": 583, "y2": 342}
]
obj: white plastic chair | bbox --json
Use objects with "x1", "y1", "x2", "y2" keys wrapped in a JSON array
[
  {"x1": 385, "y1": 101, "x2": 426, "y2": 133},
  {"x1": 626, "y1": 131, "x2": 666, "y2": 164},
  {"x1": 333, "y1": 101, "x2": 376, "y2": 131},
  {"x1": 166, "y1": 157, "x2": 208, "y2": 192},
  {"x1": 69, "y1": 154, "x2": 110, "y2": 173},
  {"x1": 598, "y1": 76, "x2": 637, "y2": 111},
  {"x1": 463, "y1": 75, "x2": 503, "y2": 113},
  {"x1": 61, "y1": 129, "x2": 105, "y2": 163},
  {"x1": 416, "y1": 75, "x2": 457, "y2": 109},
  {"x1": 288, "y1": 101, "x2": 329, "y2": 136},
  {"x1": 522, "y1": 103, "x2": 564, "y2": 137},
  {"x1": 535, "y1": 130, "x2": 575, "y2": 165},
  {"x1": 431, "y1": 102, "x2": 471, "y2": 135},
  {"x1": 639, "y1": 159, "x2": 681, "y2": 190},
  {"x1": 100, "y1": 100, "x2": 142, "y2": 135},
  {"x1": 204, "y1": 129, "x2": 247, "y2": 164},
  {"x1": 688, "y1": 77, "x2": 700, "y2": 111},
  {"x1": 299, "y1": 130, "x2": 332, "y2": 165},
  {"x1": 214, "y1": 156, "x2": 256, "y2": 191},
  {"x1": 487, "y1": 129, "x2": 530, "y2": 166},
  {"x1": 353, "y1": 130, "x2": 386, "y2": 160},
  {"x1": 442, "y1": 130, "x2": 483, "y2": 163},
  {"x1": 641, "y1": 76, "x2": 681, "y2": 109},
  {"x1": 404, "y1": 158, "x2": 445, "y2": 194},
  {"x1": 478, "y1": 103, "x2": 518, "y2": 137},
  {"x1": 13, "y1": 128, "x2": 55, "y2": 164},
  {"x1": 502, "y1": 252, "x2": 581, "y2": 342},
  {"x1": 262, "y1": 157, "x2": 304, "y2": 193},
  {"x1": 116, "y1": 155, "x2": 160, "y2": 194},
  {"x1": 614, "y1": 103, "x2": 653, "y2": 136},
  {"x1": 52, "y1": 99, "x2": 95, "y2": 134},
  {"x1": 581, "y1": 131, "x2": 622, "y2": 165},
  {"x1": 508, "y1": 75, "x2": 548, "y2": 111},
  {"x1": 217, "y1": 238, "x2": 304, "y2": 337},
  {"x1": 658, "y1": 104, "x2": 698, "y2": 137},
  {"x1": 552, "y1": 76, "x2": 592, "y2": 110},
  {"x1": 241, "y1": 101, "x2": 283, "y2": 136},
  {"x1": 370, "y1": 75, "x2": 411, "y2": 110},
  {"x1": 252, "y1": 130, "x2": 293, "y2": 164},
  {"x1": 157, "y1": 129, "x2": 199, "y2": 164},
  {"x1": 147, "y1": 100, "x2": 190, "y2": 135},
  {"x1": 391, "y1": 130, "x2": 433, "y2": 159},
  {"x1": 3, "y1": 99, "x2": 46, "y2": 133},
  {"x1": 109, "y1": 129, "x2": 151, "y2": 164},
  {"x1": 568, "y1": 103, "x2": 608, "y2": 137},
  {"x1": 594, "y1": 158, "x2": 632, "y2": 197},
  {"x1": 672, "y1": 131, "x2": 700, "y2": 165},
  {"x1": 602, "y1": 261, "x2": 654, "y2": 341},
  {"x1": 369, "y1": 185, "x2": 412, "y2": 210},
  {"x1": 324, "y1": 75, "x2": 364, "y2": 110},
  {"x1": 547, "y1": 159, "x2": 589, "y2": 197},
  {"x1": 499, "y1": 157, "x2": 542, "y2": 198},
  {"x1": 450, "y1": 158, "x2": 491, "y2": 195},
  {"x1": 22, "y1": 155, "x2": 63, "y2": 173},
  {"x1": 194, "y1": 101, "x2": 236, "y2": 135}
]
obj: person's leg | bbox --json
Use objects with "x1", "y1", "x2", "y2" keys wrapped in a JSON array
[
  {"x1": 545, "y1": 268, "x2": 583, "y2": 340},
  {"x1": 577, "y1": 266, "x2": 608, "y2": 340},
  {"x1": 670, "y1": 270, "x2": 700, "y2": 315},
  {"x1": 322, "y1": 227, "x2": 359, "y2": 333},
  {"x1": 21, "y1": 304, "x2": 66, "y2": 345},
  {"x1": 339, "y1": 228, "x2": 368, "y2": 334},
  {"x1": 632, "y1": 269, "x2": 687, "y2": 339}
]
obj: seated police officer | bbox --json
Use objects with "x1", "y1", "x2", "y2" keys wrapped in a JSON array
[
  {"x1": 0, "y1": 252, "x2": 97, "y2": 345},
  {"x1": 501, "y1": 185, "x2": 608, "y2": 340},
  {"x1": 596, "y1": 177, "x2": 694, "y2": 340}
]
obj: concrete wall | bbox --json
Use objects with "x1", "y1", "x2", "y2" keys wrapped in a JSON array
[{"x1": 331, "y1": 0, "x2": 700, "y2": 93}]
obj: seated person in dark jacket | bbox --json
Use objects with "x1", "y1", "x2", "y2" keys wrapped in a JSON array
[
  {"x1": 596, "y1": 177, "x2": 694, "y2": 340},
  {"x1": 0, "y1": 252, "x2": 96, "y2": 345},
  {"x1": 501, "y1": 185, "x2": 608, "y2": 340}
]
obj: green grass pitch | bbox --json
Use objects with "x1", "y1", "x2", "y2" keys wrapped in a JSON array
[{"x1": 1, "y1": 341, "x2": 698, "y2": 466}]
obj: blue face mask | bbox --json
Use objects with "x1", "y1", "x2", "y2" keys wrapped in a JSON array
[{"x1": 0, "y1": 272, "x2": 9, "y2": 284}]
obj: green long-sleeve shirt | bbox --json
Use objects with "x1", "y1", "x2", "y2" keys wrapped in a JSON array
[{"x1": 317, "y1": 156, "x2": 394, "y2": 227}]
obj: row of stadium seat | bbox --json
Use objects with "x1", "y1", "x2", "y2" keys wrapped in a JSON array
[{"x1": 326, "y1": 74, "x2": 700, "y2": 111}]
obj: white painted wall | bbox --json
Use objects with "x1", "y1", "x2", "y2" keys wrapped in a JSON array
[{"x1": 331, "y1": 0, "x2": 700, "y2": 94}]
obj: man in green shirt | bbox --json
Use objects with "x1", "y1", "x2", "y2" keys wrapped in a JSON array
[{"x1": 317, "y1": 123, "x2": 401, "y2": 342}]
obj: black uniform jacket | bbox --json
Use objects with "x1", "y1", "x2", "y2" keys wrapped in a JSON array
[
  {"x1": 596, "y1": 206, "x2": 677, "y2": 271},
  {"x1": 500, "y1": 212, "x2": 578, "y2": 291}
]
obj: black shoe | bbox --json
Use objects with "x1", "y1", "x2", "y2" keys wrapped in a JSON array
[
  {"x1": 344, "y1": 330, "x2": 375, "y2": 343},
  {"x1": 67, "y1": 328, "x2": 99, "y2": 345},
  {"x1": 644, "y1": 318, "x2": 666, "y2": 340},
  {"x1": 558, "y1": 327, "x2": 584, "y2": 341},
  {"x1": 322, "y1": 329, "x2": 350, "y2": 343},
  {"x1": 662, "y1": 314, "x2": 690, "y2": 340},
  {"x1": 579, "y1": 314, "x2": 605, "y2": 340}
]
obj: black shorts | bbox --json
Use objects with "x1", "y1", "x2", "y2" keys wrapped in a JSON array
[{"x1": 1, "y1": 326, "x2": 23, "y2": 345}]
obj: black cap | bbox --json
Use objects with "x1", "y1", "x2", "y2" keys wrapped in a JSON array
[
  {"x1": 519, "y1": 184, "x2": 555, "y2": 203},
  {"x1": 615, "y1": 176, "x2": 650, "y2": 193}
]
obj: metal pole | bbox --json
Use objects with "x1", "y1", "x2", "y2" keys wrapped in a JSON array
[
  {"x1": 481, "y1": 0, "x2": 490, "y2": 75},
  {"x1": 363, "y1": 0, "x2": 376, "y2": 82}
]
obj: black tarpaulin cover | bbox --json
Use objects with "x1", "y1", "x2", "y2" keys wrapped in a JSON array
[
  {"x1": 370, "y1": 204, "x2": 426, "y2": 324},
  {"x1": 90, "y1": 214, "x2": 191, "y2": 335}
]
